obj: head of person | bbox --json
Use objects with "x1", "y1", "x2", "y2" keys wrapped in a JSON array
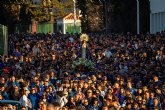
[
  {"x1": 153, "y1": 76, "x2": 159, "y2": 82},
  {"x1": 120, "y1": 87, "x2": 125, "y2": 95},
  {"x1": 35, "y1": 78, "x2": 40, "y2": 86},
  {"x1": 119, "y1": 107, "x2": 125, "y2": 110},
  {"x1": 68, "y1": 87, "x2": 72, "y2": 93},
  {"x1": 56, "y1": 91, "x2": 64, "y2": 98},
  {"x1": 91, "y1": 75, "x2": 97, "y2": 82},
  {"x1": 69, "y1": 105, "x2": 76, "y2": 110},
  {"x1": 137, "y1": 88, "x2": 143, "y2": 94},
  {"x1": 68, "y1": 96, "x2": 74, "y2": 103},
  {"x1": 143, "y1": 86, "x2": 148, "y2": 92},
  {"x1": 45, "y1": 74, "x2": 50, "y2": 80},
  {"x1": 106, "y1": 93, "x2": 113, "y2": 101},
  {"x1": 21, "y1": 106, "x2": 26, "y2": 110},
  {"x1": 75, "y1": 93, "x2": 81, "y2": 101},
  {"x1": 30, "y1": 87, "x2": 36, "y2": 94},
  {"x1": 62, "y1": 106, "x2": 68, "y2": 110},
  {"x1": 127, "y1": 81, "x2": 132, "y2": 88},
  {"x1": 155, "y1": 88, "x2": 161, "y2": 95},
  {"x1": 47, "y1": 104, "x2": 55, "y2": 110},
  {"x1": 95, "y1": 89, "x2": 100, "y2": 96},
  {"x1": 77, "y1": 86, "x2": 82, "y2": 93},
  {"x1": 14, "y1": 85, "x2": 19, "y2": 92},
  {"x1": 107, "y1": 88, "x2": 113, "y2": 94},
  {"x1": 142, "y1": 99, "x2": 147, "y2": 105},
  {"x1": 41, "y1": 102, "x2": 47, "y2": 110},
  {"x1": 38, "y1": 100, "x2": 44, "y2": 109},
  {"x1": 91, "y1": 98, "x2": 99, "y2": 106},
  {"x1": 82, "y1": 99, "x2": 88, "y2": 106},
  {"x1": 126, "y1": 103, "x2": 132, "y2": 110},
  {"x1": 44, "y1": 78, "x2": 49, "y2": 86},
  {"x1": 144, "y1": 91, "x2": 150, "y2": 99},
  {"x1": 42, "y1": 92, "x2": 48, "y2": 99},
  {"x1": 50, "y1": 71, "x2": 55, "y2": 78},
  {"x1": 150, "y1": 92, "x2": 155, "y2": 98},
  {"x1": 102, "y1": 105, "x2": 109, "y2": 110},
  {"x1": 33, "y1": 77, "x2": 38, "y2": 83},
  {"x1": 75, "y1": 106, "x2": 84, "y2": 110},
  {"x1": 0, "y1": 77, "x2": 5, "y2": 84},
  {"x1": 83, "y1": 82, "x2": 88, "y2": 89},
  {"x1": 63, "y1": 91, "x2": 68, "y2": 98},
  {"x1": 119, "y1": 79, "x2": 124, "y2": 86},
  {"x1": 23, "y1": 87, "x2": 29, "y2": 96},
  {"x1": 114, "y1": 82, "x2": 120, "y2": 89},
  {"x1": 10, "y1": 76, "x2": 16, "y2": 82},
  {"x1": 0, "y1": 104, "x2": 8, "y2": 110},
  {"x1": 153, "y1": 97, "x2": 159, "y2": 106},
  {"x1": 137, "y1": 96, "x2": 142, "y2": 104},
  {"x1": 48, "y1": 85, "x2": 54, "y2": 93},
  {"x1": 87, "y1": 89, "x2": 93, "y2": 98},
  {"x1": 53, "y1": 102, "x2": 60, "y2": 110},
  {"x1": 0, "y1": 93, "x2": 3, "y2": 100},
  {"x1": 0, "y1": 84, "x2": 5, "y2": 92}
]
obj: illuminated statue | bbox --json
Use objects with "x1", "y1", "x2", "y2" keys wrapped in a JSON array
[{"x1": 80, "y1": 34, "x2": 89, "y2": 59}]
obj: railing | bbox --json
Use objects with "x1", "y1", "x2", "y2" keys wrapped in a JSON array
[
  {"x1": 0, "y1": 24, "x2": 8, "y2": 55},
  {"x1": 15, "y1": 22, "x2": 54, "y2": 34}
]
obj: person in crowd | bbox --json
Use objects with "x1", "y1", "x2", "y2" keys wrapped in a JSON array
[
  {"x1": 19, "y1": 87, "x2": 32, "y2": 110},
  {"x1": 0, "y1": 32, "x2": 164, "y2": 110},
  {"x1": 55, "y1": 91, "x2": 68, "y2": 108},
  {"x1": 28, "y1": 87, "x2": 39, "y2": 109},
  {"x1": 46, "y1": 104, "x2": 55, "y2": 110},
  {"x1": 0, "y1": 83, "x2": 9, "y2": 100},
  {"x1": 65, "y1": 96, "x2": 76, "y2": 108}
]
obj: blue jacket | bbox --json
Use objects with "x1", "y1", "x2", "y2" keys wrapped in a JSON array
[
  {"x1": 117, "y1": 94, "x2": 125, "y2": 105},
  {"x1": 0, "y1": 91, "x2": 9, "y2": 100},
  {"x1": 5, "y1": 81, "x2": 19, "y2": 87},
  {"x1": 147, "y1": 98, "x2": 154, "y2": 107},
  {"x1": 130, "y1": 88, "x2": 136, "y2": 95},
  {"x1": 12, "y1": 51, "x2": 21, "y2": 58},
  {"x1": 88, "y1": 105, "x2": 101, "y2": 110},
  {"x1": 28, "y1": 93, "x2": 39, "y2": 108},
  {"x1": 47, "y1": 93, "x2": 54, "y2": 103},
  {"x1": 0, "y1": 62, "x2": 4, "y2": 69},
  {"x1": 50, "y1": 78, "x2": 56, "y2": 85}
]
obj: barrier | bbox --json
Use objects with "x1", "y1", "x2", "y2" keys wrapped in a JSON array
[
  {"x1": 15, "y1": 22, "x2": 54, "y2": 34},
  {"x1": 0, "y1": 24, "x2": 8, "y2": 55}
]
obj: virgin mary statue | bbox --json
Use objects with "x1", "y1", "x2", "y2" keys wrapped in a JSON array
[{"x1": 80, "y1": 34, "x2": 89, "y2": 59}]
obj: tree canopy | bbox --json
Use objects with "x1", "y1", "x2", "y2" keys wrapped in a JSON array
[
  {"x1": 0, "y1": 0, "x2": 74, "y2": 33},
  {"x1": 77, "y1": 0, "x2": 150, "y2": 34}
]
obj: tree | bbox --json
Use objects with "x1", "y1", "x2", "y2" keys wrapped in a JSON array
[
  {"x1": 139, "y1": 0, "x2": 150, "y2": 34},
  {"x1": 0, "y1": 0, "x2": 74, "y2": 33},
  {"x1": 110, "y1": 0, "x2": 150, "y2": 34},
  {"x1": 109, "y1": 0, "x2": 137, "y2": 33},
  {"x1": 77, "y1": 0, "x2": 87, "y2": 32},
  {"x1": 0, "y1": 0, "x2": 27, "y2": 33},
  {"x1": 77, "y1": 0, "x2": 150, "y2": 34},
  {"x1": 77, "y1": 0, "x2": 104, "y2": 33}
]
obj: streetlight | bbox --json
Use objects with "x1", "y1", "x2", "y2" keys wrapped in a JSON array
[
  {"x1": 104, "y1": 0, "x2": 108, "y2": 35},
  {"x1": 136, "y1": 0, "x2": 140, "y2": 34},
  {"x1": 73, "y1": 0, "x2": 76, "y2": 34}
]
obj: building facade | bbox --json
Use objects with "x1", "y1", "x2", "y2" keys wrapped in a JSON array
[
  {"x1": 149, "y1": 0, "x2": 165, "y2": 33},
  {"x1": 56, "y1": 13, "x2": 81, "y2": 34}
]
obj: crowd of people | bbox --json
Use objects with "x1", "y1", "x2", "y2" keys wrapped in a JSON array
[{"x1": 0, "y1": 32, "x2": 165, "y2": 110}]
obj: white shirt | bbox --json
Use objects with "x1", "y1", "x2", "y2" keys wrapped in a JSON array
[
  {"x1": 26, "y1": 44, "x2": 30, "y2": 50},
  {"x1": 19, "y1": 95, "x2": 32, "y2": 108},
  {"x1": 19, "y1": 95, "x2": 28, "y2": 107},
  {"x1": 104, "y1": 51, "x2": 112, "y2": 58},
  {"x1": 69, "y1": 37, "x2": 74, "y2": 43},
  {"x1": 56, "y1": 96, "x2": 68, "y2": 108},
  {"x1": 134, "y1": 43, "x2": 138, "y2": 49}
]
